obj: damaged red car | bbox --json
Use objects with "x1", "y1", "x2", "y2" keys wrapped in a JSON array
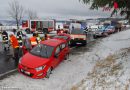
[{"x1": 18, "y1": 39, "x2": 70, "y2": 79}]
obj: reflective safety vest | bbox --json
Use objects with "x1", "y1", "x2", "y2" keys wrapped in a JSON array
[
  {"x1": 30, "y1": 36, "x2": 38, "y2": 46},
  {"x1": 2, "y1": 32, "x2": 8, "y2": 43},
  {"x1": 17, "y1": 35, "x2": 23, "y2": 48},
  {"x1": 10, "y1": 35, "x2": 19, "y2": 48},
  {"x1": 36, "y1": 36, "x2": 41, "y2": 43}
]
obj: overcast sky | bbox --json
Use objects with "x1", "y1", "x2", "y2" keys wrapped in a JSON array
[{"x1": 0, "y1": 0, "x2": 111, "y2": 20}]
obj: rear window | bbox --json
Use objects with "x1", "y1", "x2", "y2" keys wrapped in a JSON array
[
  {"x1": 107, "y1": 26, "x2": 114, "y2": 29},
  {"x1": 30, "y1": 44, "x2": 54, "y2": 58},
  {"x1": 71, "y1": 29, "x2": 85, "y2": 34},
  {"x1": 53, "y1": 36, "x2": 68, "y2": 40}
]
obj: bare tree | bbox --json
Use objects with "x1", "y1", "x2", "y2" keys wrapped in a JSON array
[
  {"x1": 27, "y1": 9, "x2": 38, "y2": 20},
  {"x1": 8, "y1": 0, "x2": 24, "y2": 29}
]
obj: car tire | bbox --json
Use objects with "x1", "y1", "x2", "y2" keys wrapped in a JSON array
[
  {"x1": 103, "y1": 32, "x2": 108, "y2": 37},
  {"x1": 46, "y1": 67, "x2": 52, "y2": 78},
  {"x1": 65, "y1": 53, "x2": 69, "y2": 60}
]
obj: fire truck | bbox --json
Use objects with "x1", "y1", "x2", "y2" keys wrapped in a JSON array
[{"x1": 22, "y1": 20, "x2": 56, "y2": 34}]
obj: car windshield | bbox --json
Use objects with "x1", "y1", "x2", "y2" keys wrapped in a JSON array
[
  {"x1": 71, "y1": 29, "x2": 85, "y2": 34},
  {"x1": 30, "y1": 44, "x2": 54, "y2": 58},
  {"x1": 53, "y1": 36, "x2": 68, "y2": 40},
  {"x1": 107, "y1": 26, "x2": 114, "y2": 29},
  {"x1": 98, "y1": 26, "x2": 107, "y2": 31}
]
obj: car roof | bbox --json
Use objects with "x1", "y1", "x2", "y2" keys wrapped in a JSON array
[
  {"x1": 53, "y1": 36, "x2": 68, "y2": 40},
  {"x1": 41, "y1": 39, "x2": 66, "y2": 47}
]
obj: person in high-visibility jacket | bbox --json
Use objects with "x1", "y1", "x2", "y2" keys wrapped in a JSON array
[
  {"x1": 2, "y1": 31, "x2": 9, "y2": 51},
  {"x1": 35, "y1": 31, "x2": 41, "y2": 43},
  {"x1": 30, "y1": 33, "x2": 38, "y2": 47},
  {"x1": 16, "y1": 30, "x2": 23, "y2": 48},
  {"x1": 9, "y1": 34, "x2": 19, "y2": 63}
]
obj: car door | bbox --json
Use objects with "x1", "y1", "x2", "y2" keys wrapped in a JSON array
[
  {"x1": 60, "y1": 43, "x2": 68, "y2": 61},
  {"x1": 53, "y1": 45, "x2": 62, "y2": 67}
]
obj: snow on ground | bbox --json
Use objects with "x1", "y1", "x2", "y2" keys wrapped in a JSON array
[
  {"x1": 72, "y1": 30, "x2": 130, "y2": 90},
  {"x1": 1, "y1": 30, "x2": 130, "y2": 90}
]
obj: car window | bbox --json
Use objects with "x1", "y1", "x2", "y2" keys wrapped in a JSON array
[
  {"x1": 30, "y1": 44, "x2": 54, "y2": 58},
  {"x1": 60, "y1": 43, "x2": 66, "y2": 49},
  {"x1": 55, "y1": 46, "x2": 61, "y2": 55},
  {"x1": 71, "y1": 29, "x2": 85, "y2": 34},
  {"x1": 53, "y1": 36, "x2": 68, "y2": 40}
]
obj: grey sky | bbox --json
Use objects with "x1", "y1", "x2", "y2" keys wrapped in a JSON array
[{"x1": 0, "y1": 0, "x2": 111, "y2": 20}]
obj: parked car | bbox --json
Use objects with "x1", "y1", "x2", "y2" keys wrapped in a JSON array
[
  {"x1": 56, "y1": 29, "x2": 68, "y2": 34},
  {"x1": 18, "y1": 39, "x2": 70, "y2": 79},
  {"x1": 94, "y1": 26, "x2": 108, "y2": 38},
  {"x1": 52, "y1": 33, "x2": 71, "y2": 43},
  {"x1": 105, "y1": 26, "x2": 115, "y2": 34},
  {"x1": 70, "y1": 28, "x2": 87, "y2": 46}
]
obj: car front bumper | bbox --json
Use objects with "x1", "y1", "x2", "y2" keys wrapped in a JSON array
[{"x1": 18, "y1": 64, "x2": 46, "y2": 79}]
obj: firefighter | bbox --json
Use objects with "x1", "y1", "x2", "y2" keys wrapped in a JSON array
[
  {"x1": 22, "y1": 35, "x2": 32, "y2": 55},
  {"x1": 9, "y1": 34, "x2": 19, "y2": 64},
  {"x1": 57, "y1": 25, "x2": 61, "y2": 34},
  {"x1": 2, "y1": 30, "x2": 9, "y2": 51},
  {"x1": 30, "y1": 33, "x2": 38, "y2": 47},
  {"x1": 16, "y1": 30, "x2": 23, "y2": 48},
  {"x1": 35, "y1": 31, "x2": 41, "y2": 43},
  {"x1": 44, "y1": 34, "x2": 50, "y2": 40}
]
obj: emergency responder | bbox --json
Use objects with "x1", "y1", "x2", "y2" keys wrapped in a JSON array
[
  {"x1": 35, "y1": 31, "x2": 41, "y2": 43},
  {"x1": 13, "y1": 29, "x2": 16, "y2": 35},
  {"x1": 2, "y1": 30, "x2": 9, "y2": 51},
  {"x1": 44, "y1": 34, "x2": 50, "y2": 40},
  {"x1": 9, "y1": 34, "x2": 19, "y2": 64},
  {"x1": 16, "y1": 30, "x2": 23, "y2": 48},
  {"x1": 57, "y1": 25, "x2": 61, "y2": 34},
  {"x1": 30, "y1": 33, "x2": 38, "y2": 47},
  {"x1": 22, "y1": 35, "x2": 32, "y2": 54}
]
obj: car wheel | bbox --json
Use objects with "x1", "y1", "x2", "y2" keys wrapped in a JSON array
[
  {"x1": 93, "y1": 35, "x2": 97, "y2": 39},
  {"x1": 46, "y1": 67, "x2": 52, "y2": 78},
  {"x1": 65, "y1": 53, "x2": 69, "y2": 60},
  {"x1": 103, "y1": 32, "x2": 108, "y2": 37},
  {"x1": 82, "y1": 41, "x2": 87, "y2": 46}
]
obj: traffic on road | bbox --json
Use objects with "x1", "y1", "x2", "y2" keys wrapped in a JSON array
[{"x1": 0, "y1": 19, "x2": 129, "y2": 79}]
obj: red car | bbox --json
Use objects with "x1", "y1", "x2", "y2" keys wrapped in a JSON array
[
  {"x1": 53, "y1": 33, "x2": 71, "y2": 42},
  {"x1": 18, "y1": 39, "x2": 70, "y2": 79}
]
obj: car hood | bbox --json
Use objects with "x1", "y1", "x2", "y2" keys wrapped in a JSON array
[{"x1": 21, "y1": 53, "x2": 50, "y2": 68}]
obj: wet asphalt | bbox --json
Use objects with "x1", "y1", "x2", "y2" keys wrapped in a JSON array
[{"x1": 0, "y1": 42, "x2": 17, "y2": 75}]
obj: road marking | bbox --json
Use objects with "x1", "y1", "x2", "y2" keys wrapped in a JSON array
[{"x1": 0, "y1": 69, "x2": 17, "y2": 78}]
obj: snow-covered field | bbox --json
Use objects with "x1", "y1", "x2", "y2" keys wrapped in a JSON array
[{"x1": 1, "y1": 30, "x2": 130, "y2": 90}]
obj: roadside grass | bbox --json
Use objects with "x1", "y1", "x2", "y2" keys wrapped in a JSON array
[{"x1": 71, "y1": 50, "x2": 130, "y2": 90}]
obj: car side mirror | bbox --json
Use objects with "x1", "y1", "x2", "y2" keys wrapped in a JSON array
[{"x1": 54, "y1": 54, "x2": 59, "y2": 58}]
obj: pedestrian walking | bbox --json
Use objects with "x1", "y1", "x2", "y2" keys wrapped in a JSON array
[
  {"x1": 1, "y1": 30, "x2": 9, "y2": 51},
  {"x1": 9, "y1": 34, "x2": 19, "y2": 64}
]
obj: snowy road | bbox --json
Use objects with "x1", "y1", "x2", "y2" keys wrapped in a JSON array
[{"x1": 1, "y1": 30, "x2": 130, "y2": 90}]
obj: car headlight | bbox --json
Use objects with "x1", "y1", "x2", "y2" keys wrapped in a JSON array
[
  {"x1": 35, "y1": 66, "x2": 46, "y2": 71},
  {"x1": 19, "y1": 58, "x2": 22, "y2": 64}
]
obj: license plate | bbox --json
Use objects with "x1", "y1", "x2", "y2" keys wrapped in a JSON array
[
  {"x1": 76, "y1": 43, "x2": 82, "y2": 44},
  {"x1": 21, "y1": 69, "x2": 30, "y2": 75},
  {"x1": 25, "y1": 71, "x2": 30, "y2": 75}
]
